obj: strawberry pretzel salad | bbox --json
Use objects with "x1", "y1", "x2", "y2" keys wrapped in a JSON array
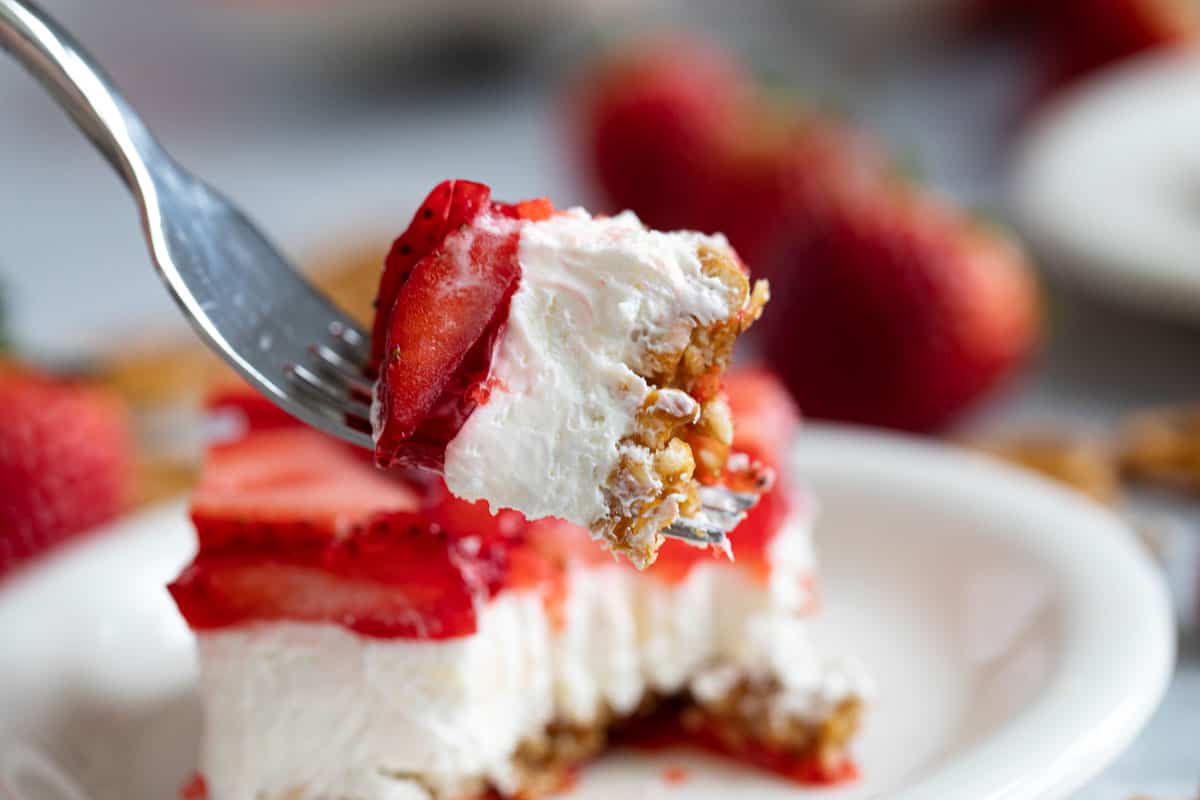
[
  {"x1": 168, "y1": 181, "x2": 871, "y2": 800},
  {"x1": 369, "y1": 180, "x2": 769, "y2": 568}
]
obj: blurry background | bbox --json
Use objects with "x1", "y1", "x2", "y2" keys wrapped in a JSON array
[{"x1": 1, "y1": 0, "x2": 1198, "y2": 796}]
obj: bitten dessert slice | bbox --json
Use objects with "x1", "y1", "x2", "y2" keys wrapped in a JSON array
[
  {"x1": 370, "y1": 180, "x2": 768, "y2": 567},
  {"x1": 170, "y1": 373, "x2": 869, "y2": 800}
]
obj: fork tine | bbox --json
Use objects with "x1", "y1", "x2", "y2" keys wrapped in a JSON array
[
  {"x1": 698, "y1": 486, "x2": 759, "y2": 512},
  {"x1": 663, "y1": 522, "x2": 730, "y2": 549},
  {"x1": 272, "y1": 371, "x2": 374, "y2": 449},
  {"x1": 309, "y1": 344, "x2": 374, "y2": 395},
  {"x1": 698, "y1": 505, "x2": 746, "y2": 529},
  {"x1": 285, "y1": 362, "x2": 371, "y2": 415},
  {"x1": 327, "y1": 321, "x2": 371, "y2": 366}
]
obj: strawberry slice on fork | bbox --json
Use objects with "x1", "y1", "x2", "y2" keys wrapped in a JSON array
[
  {"x1": 370, "y1": 180, "x2": 494, "y2": 367},
  {"x1": 370, "y1": 182, "x2": 556, "y2": 469}
]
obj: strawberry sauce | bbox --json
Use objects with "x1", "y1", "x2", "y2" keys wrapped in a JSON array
[{"x1": 615, "y1": 701, "x2": 858, "y2": 787}]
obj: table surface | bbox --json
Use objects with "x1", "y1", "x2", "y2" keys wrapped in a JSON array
[{"x1": 1, "y1": 1, "x2": 1197, "y2": 795}]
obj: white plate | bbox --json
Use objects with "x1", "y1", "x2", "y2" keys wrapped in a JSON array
[
  {"x1": 0, "y1": 426, "x2": 1174, "y2": 800},
  {"x1": 1011, "y1": 53, "x2": 1200, "y2": 323}
]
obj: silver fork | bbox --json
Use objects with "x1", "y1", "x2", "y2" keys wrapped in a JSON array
[{"x1": 0, "y1": 0, "x2": 759, "y2": 549}]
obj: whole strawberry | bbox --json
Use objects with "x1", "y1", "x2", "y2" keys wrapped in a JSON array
[
  {"x1": 963, "y1": 0, "x2": 1198, "y2": 101},
  {"x1": 576, "y1": 39, "x2": 748, "y2": 233},
  {"x1": 0, "y1": 368, "x2": 134, "y2": 579},
  {"x1": 760, "y1": 186, "x2": 1040, "y2": 432},
  {"x1": 576, "y1": 38, "x2": 889, "y2": 282},
  {"x1": 704, "y1": 116, "x2": 888, "y2": 285},
  {"x1": 1035, "y1": 0, "x2": 1199, "y2": 99}
]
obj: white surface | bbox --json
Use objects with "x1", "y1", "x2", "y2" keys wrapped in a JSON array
[
  {"x1": 445, "y1": 209, "x2": 741, "y2": 539},
  {"x1": 0, "y1": 427, "x2": 1174, "y2": 800},
  {"x1": 1012, "y1": 53, "x2": 1200, "y2": 324}
]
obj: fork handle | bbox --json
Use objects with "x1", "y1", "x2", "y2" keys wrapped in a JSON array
[{"x1": 0, "y1": 0, "x2": 160, "y2": 191}]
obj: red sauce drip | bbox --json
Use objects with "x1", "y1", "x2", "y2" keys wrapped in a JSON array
[
  {"x1": 661, "y1": 766, "x2": 690, "y2": 785},
  {"x1": 179, "y1": 773, "x2": 207, "y2": 800}
]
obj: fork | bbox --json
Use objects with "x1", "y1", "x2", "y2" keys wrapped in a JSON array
[{"x1": 0, "y1": 0, "x2": 759, "y2": 549}]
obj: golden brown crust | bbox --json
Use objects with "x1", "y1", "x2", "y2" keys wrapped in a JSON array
[
  {"x1": 499, "y1": 684, "x2": 858, "y2": 800},
  {"x1": 966, "y1": 433, "x2": 1121, "y2": 505},
  {"x1": 598, "y1": 245, "x2": 769, "y2": 568},
  {"x1": 683, "y1": 679, "x2": 862, "y2": 775},
  {"x1": 1119, "y1": 405, "x2": 1200, "y2": 494}
]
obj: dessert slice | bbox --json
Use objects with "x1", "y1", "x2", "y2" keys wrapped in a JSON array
[
  {"x1": 370, "y1": 180, "x2": 769, "y2": 567},
  {"x1": 170, "y1": 373, "x2": 869, "y2": 800}
]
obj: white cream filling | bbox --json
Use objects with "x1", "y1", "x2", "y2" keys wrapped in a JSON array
[
  {"x1": 442, "y1": 209, "x2": 741, "y2": 530},
  {"x1": 195, "y1": 504, "x2": 870, "y2": 800}
]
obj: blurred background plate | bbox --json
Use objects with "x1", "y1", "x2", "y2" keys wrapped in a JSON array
[{"x1": 1012, "y1": 53, "x2": 1200, "y2": 323}]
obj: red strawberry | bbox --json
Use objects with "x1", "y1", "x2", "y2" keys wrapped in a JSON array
[
  {"x1": 576, "y1": 38, "x2": 889, "y2": 283},
  {"x1": 706, "y1": 119, "x2": 889, "y2": 286},
  {"x1": 373, "y1": 203, "x2": 523, "y2": 468},
  {"x1": 1034, "y1": 0, "x2": 1199, "y2": 99},
  {"x1": 760, "y1": 186, "x2": 1040, "y2": 432},
  {"x1": 170, "y1": 512, "x2": 505, "y2": 639},
  {"x1": 959, "y1": 0, "x2": 1049, "y2": 31},
  {"x1": 369, "y1": 181, "x2": 565, "y2": 470},
  {"x1": 191, "y1": 427, "x2": 419, "y2": 554},
  {"x1": 0, "y1": 368, "x2": 133, "y2": 580},
  {"x1": 175, "y1": 427, "x2": 511, "y2": 639},
  {"x1": 577, "y1": 38, "x2": 749, "y2": 232},
  {"x1": 371, "y1": 180, "x2": 493, "y2": 366}
]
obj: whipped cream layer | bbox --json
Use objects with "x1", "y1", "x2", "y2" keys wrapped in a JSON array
[
  {"x1": 443, "y1": 209, "x2": 742, "y2": 529},
  {"x1": 195, "y1": 505, "x2": 869, "y2": 800}
]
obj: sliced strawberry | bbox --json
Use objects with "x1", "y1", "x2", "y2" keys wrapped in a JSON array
[
  {"x1": 0, "y1": 367, "x2": 133, "y2": 581},
  {"x1": 369, "y1": 184, "x2": 565, "y2": 468},
  {"x1": 170, "y1": 510, "x2": 504, "y2": 639},
  {"x1": 192, "y1": 428, "x2": 420, "y2": 554},
  {"x1": 373, "y1": 211, "x2": 522, "y2": 467},
  {"x1": 371, "y1": 180, "x2": 493, "y2": 366},
  {"x1": 175, "y1": 426, "x2": 516, "y2": 638}
]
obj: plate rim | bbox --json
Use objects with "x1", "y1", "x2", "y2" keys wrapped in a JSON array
[
  {"x1": 1011, "y1": 51, "x2": 1200, "y2": 324},
  {"x1": 794, "y1": 425, "x2": 1175, "y2": 800},
  {"x1": 0, "y1": 424, "x2": 1176, "y2": 800}
]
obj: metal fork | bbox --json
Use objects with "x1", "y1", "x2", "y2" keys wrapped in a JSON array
[{"x1": 0, "y1": 0, "x2": 759, "y2": 548}]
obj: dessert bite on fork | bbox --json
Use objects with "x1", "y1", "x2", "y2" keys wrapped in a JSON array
[{"x1": 346, "y1": 180, "x2": 770, "y2": 567}]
